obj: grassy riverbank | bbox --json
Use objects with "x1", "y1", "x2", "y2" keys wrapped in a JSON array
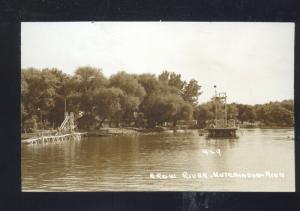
[{"x1": 87, "y1": 128, "x2": 141, "y2": 137}]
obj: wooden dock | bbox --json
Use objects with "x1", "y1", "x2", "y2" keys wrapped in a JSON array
[
  {"x1": 21, "y1": 132, "x2": 88, "y2": 144},
  {"x1": 22, "y1": 112, "x2": 87, "y2": 145}
]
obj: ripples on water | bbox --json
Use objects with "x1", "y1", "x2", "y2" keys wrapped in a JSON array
[{"x1": 21, "y1": 129, "x2": 295, "y2": 192}]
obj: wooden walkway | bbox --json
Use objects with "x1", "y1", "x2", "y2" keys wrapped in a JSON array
[
  {"x1": 22, "y1": 112, "x2": 88, "y2": 144},
  {"x1": 22, "y1": 132, "x2": 88, "y2": 144}
]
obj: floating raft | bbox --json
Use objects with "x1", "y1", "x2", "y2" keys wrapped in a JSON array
[
  {"x1": 21, "y1": 132, "x2": 88, "y2": 144},
  {"x1": 207, "y1": 128, "x2": 237, "y2": 138}
]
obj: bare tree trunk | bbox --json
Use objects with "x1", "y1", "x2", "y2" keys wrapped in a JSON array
[
  {"x1": 95, "y1": 117, "x2": 106, "y2": 129},
  {"x1": 173, "y1": 119, "x2": 177, "y2": 127},
  {"x1": 100, "y1": 117, "x2": 106, "y2": 127}
]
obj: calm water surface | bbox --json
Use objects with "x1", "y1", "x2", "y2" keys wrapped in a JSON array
[{"x1": 22, "y1": 128, "x2": 295, "y2": 191}]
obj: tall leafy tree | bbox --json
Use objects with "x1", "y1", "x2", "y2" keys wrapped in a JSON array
[
  {"x1": 182, "y1": 79, "x2": 202, "y2": 106},
  {"x1": 144, "y1": 93, "x2": 193, "y2": 127},
  {"x1": 195, "y1": 106, "x2": 214, "y2": 128},
  {"x1": 109, "y1": 72, "x2": 146, "y2": 125},
  {"x1": 94, "y1": 87, "x2": 124, "y2": 128},
  {"x1": 72, "y1": 66, "x2": 107, "y2": 128},
  {"x1": 158, "y1": 71, "x2": 186, "y2": 92}
]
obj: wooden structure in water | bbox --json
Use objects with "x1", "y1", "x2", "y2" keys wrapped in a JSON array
[
  {"x1": 22, "y1": 112, "x2": 87, "y2": 144},
  {"x1": 22, "y1": 132, "x2": 87, "y2": 144},
  {"x1": 206, "y1": 86, "x2": 238, "y2": 138}
]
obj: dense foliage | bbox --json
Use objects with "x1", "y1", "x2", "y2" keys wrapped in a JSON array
[
  {"x1": 21, "y1": 67, "x2": 201, "y2": 131},
  {"x1": 21, "y1": 67, "x2": 294, "y2": 131}
]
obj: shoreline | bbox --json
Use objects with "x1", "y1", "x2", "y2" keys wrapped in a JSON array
[
  {"x1": 239, "y1": 126, "x2": 294, "y2": 129},
  {"x1": 21, "y1": 126, "x2": 294, "y2": 139}
]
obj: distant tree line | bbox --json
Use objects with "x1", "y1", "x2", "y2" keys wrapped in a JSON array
[
  {"x1": 196, "y1": 100, "x2": 294, "y2": 128},
  {"x1": 21, "y1": 67, "x2": 294, "y2": 132}
]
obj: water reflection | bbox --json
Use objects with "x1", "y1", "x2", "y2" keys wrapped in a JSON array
[
  {"x1": 22, "y1": 128, "x2": 295, "y2": 191},
  {"x1": 205, "y1": 138, "x2": 238, "y2": 148}
]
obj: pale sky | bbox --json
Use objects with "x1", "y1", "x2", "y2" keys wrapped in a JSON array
[{"x1": 21, "y1": 22, "x2": 294, "y2": 104}]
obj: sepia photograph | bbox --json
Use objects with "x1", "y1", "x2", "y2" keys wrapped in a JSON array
[{"x1": 21, "y1": 22, "x2": 294, "y2": 192}]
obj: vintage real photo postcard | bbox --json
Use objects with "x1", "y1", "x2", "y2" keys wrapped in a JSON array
[{"x1": 21, "y1": 22, "x2": 294, "y2": 192}]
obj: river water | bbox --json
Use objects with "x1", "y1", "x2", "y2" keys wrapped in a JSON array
[{"x1": 21, "y1": 128, "x2": 295, "y2": 192}]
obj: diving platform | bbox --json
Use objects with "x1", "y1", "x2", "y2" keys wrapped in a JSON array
[{"x1": 205, "y1": 86, "x2": 239, "y2": 138}]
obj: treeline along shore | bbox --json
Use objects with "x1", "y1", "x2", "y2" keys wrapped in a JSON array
[{"x1": 21, "y1": 67, "x2": 294, "y2": 135}]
